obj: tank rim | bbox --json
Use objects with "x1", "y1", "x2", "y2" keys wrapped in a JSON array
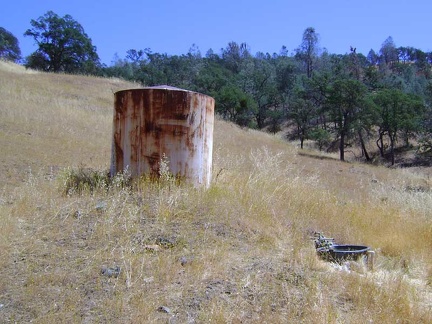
[{"x1": 114, "y1": 86, "x2": 213, "y2": 99}]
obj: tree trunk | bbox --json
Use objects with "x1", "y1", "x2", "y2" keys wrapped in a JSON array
[
  {"x1": 358, "y1": 130, "x2": 371, "y2": 161},
  {"x1": 256, "y1": 110, "x2": 265, "y2": 129},
  {"x1": 340, "y1": 131, "x2": 345, "y2": 161},
  {"x1": 404, "y1": 131, "x2": 410, "y2": 147},
  {"x1": 390, "y1": 134, "x2": 395, "y2": 165},
  {"x1": 376, "y1": 132, "x2": 385, "y2": 157},
  {"x1": 298, "y1": 126, "x2": 304, "y2": 149}
]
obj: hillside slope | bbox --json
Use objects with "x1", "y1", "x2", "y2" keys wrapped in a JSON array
[
  {"x1": 0, "y1": 61, "x2": 143, "y2": 187},
  {"x1": 0, "y1": 61, "x2": 431, "y2": 323}
]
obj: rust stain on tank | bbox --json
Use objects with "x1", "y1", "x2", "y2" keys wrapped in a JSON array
[{"x1": 110, "y1": 86, "x2": 215, "y2": 187}]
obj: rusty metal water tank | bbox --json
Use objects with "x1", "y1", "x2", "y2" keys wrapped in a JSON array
[{"x1": 110, "y1": 86, "x2": 215, "y2": 187}]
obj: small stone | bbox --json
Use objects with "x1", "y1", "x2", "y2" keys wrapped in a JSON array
[
  {"x1": 158, "y1": 306, "x2": 171, "y2": 314},
  {"x1": 144, "y1": 244, "x2": 161, "y2": 252},
  {"x1": 95, "y1": 201, "x2": 107, "y2": 211},
  {"x1": 156, "y1": 237, "x2": 175, "y2": 248},
  {"x1": 180, "y1": 256, "x2": 194, "y2": 266},
  {"x1": 101, "y1": 266, "x2": 121, "y2": 278},
  {"x1": 143, "y1": 276, "x2": 154, "y2": 283}
]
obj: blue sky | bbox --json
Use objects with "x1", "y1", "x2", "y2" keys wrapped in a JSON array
[{"x1": 3, "y1": 0, "x2": 432, "y2": 65}]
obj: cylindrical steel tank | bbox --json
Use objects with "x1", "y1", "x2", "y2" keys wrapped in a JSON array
[{"x1": 110, "y1": 86, "x2": 215, "y2": 187}]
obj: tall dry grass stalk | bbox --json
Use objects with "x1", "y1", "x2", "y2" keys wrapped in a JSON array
[{"x1": 1, "y1": 61, "x2": 431, "y2": 322}]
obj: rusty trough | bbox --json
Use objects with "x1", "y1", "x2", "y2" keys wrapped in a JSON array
[{"x1": 110, "y1": 86, "x2": 215, "y2": 187}]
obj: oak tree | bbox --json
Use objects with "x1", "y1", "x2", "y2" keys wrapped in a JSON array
[
  {"x1": 0, "y1": 27, "x2": 21, "y2": 62},
  {"x1": 24, "y1": 11, "x2": 100, "y2": 73}
]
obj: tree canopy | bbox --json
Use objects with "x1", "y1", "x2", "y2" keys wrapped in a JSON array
[
  {"x1": 0, "y1": 27, "x2": 21, "y2": 62},
  {"x1": 24, "y1": 11, "x2": 100, "y2": 73}
]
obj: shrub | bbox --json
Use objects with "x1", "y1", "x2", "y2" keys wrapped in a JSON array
[{"x1": 58, "y1": 166, "x2": 109, "y2": 195}]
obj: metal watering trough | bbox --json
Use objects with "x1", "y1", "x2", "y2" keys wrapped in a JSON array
[{"x1": 313, "y1": 232, "x2": 374, "y2": 268}]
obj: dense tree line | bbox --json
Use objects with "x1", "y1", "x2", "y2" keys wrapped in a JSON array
[
  {"x1": 103, "y1": 31, "x2": 431, "y2": 164},
  {"x1": 2, "y1": 12, "x2": 432, "y2": 164}
]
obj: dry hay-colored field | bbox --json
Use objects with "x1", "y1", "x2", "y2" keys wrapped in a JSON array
[{"x1": 0, "y1": 60, "x2": 431, "y2": 323}]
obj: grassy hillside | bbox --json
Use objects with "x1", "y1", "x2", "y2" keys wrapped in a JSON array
[{"x1": 0, "y1": 60, "x2": 431, "y2": 323}]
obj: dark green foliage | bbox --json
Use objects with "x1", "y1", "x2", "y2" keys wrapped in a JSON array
[
  {"x1": 221, "y1": 41, "x2": 251, "y2": 74},
  {"x1": 0, "y1": 27, "x2": 21, "y2": 62},
  {"x1": 373, "y1": 89, "x2": 424, "y2": 165},
  {"x1": 24, "y1": 11, "x2": 100, "y2": 73},
  {"x1": 216, "y1": 85, "x2": 256, "y2": 127},
  {"x1": 241, "y1": 53, "x2": 280, "y2": 129},
  {"x1": 419, "y1": 82, "x2": 432, "y2": 154},
  {"x1": 325, "y1": 78, "x2": 369, "y2": 161},
  {"x1": 379, "y1": 37, "x2": 398, "y2": 66},
  {"x1": 267, "y1": 108, "x2": 285, "y2": 134},
  {"x1": 295, "y1": 27, "x2": 320, "y2": 78},
  {"x1": 289, "y1": 97, "x2": 316, "y2": 149},
  {"x1": 309, "y1": 128, "x2": 331, "y2": 151}
]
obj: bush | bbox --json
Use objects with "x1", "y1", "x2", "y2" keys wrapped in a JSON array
[
  {"x1": 58, "y1": 167, "x2": 109, "y2": 195},
  {"x1": 58, "y1": 166, "x2": 133, "y2": 195},
  {"x1": 309, "y1": 128, "x2": 331, "y2": 151}
]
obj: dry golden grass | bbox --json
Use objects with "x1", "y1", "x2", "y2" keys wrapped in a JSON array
[
  {"x1": 0, "y1": 60, "x2": 431, "y2": 323},
  {"x1": 0, "y1": 60, "x2": 141, "y2": 187}
]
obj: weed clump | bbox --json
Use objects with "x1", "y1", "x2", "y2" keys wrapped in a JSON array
[
  {"x1": 59, "y1": 154, "x2": 178, "y2": 196},
  {"x1": 58, "y1": 166, "x2": 131, "y2": 195}
]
